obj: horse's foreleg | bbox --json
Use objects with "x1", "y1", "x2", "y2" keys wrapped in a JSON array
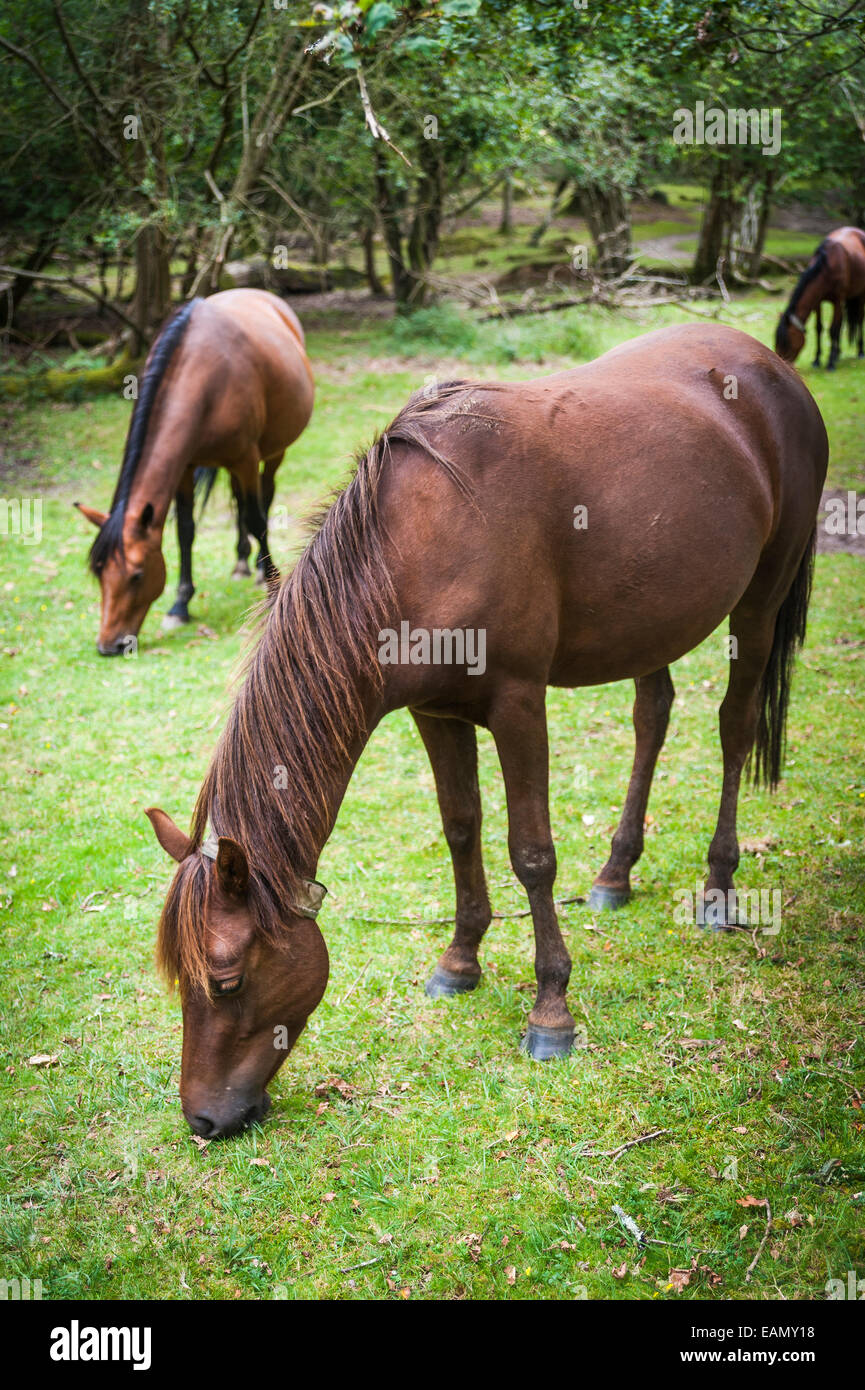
[
  {"x1": 590, "y1": 666, "x2": 674, "y2": 909},
  {"x1": 164, "y1": 483, "x2": 195, "y2": 628},
  {"x1": 489, "y1": 683, "x2": 575, "y2": 1059},
  {"x1": 256, "y1": 453, "x2": 284, "y2": 586},
  {"x1": 703, "y1": 606, "x2": 775, "y2": 930},
  {"x1": 828, "y1": 299, "x2": 843, "y2": 369},
  {"x1": 413, "y1": 711, "x2": 492, "y2": 999},
  {"x1": 813, "y1": 303, "x2": 822, "y2": 367},
  {"x1": 230, "y1": 475, "x2": 252, "y2": 579}
]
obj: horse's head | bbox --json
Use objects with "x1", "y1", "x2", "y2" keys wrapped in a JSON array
[
  {"x1": 77, "y1": 501, "x2": 166, "y2": 655},
  {"x1": 775, "y1": 310, "x2": 805, "y2": 363},
  {"x1": 146, "y1": 807, "x2": 329, "y2": 1138}
]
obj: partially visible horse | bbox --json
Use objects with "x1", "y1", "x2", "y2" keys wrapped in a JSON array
[
  {"x1": 144, "y1": 323, "x2": 827, "y2": 1138},
  {"x1": 77, "y1": 289, "x2": 314, "y2": 654},
  {"x1": 775, "y1": 227, "x2": 865, "y2": 369}
]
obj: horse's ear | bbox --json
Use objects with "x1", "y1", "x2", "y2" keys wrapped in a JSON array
[
  {"x1": 145, "y1": 807, "x2": 193, "y2": 862},
  {"x1": 136, "y1": 502, "x2": 155, "y2": 533},
  {"x1": 216, "y1": 837, "x2": 249, "y2": 899},
  {"x1": 75, "y1": 502, "x2": 108, "y2": 528}
]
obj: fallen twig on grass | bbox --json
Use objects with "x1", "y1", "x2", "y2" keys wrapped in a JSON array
[
  {"x1": 339, "y1": 1256, "x2": 381, "y2": 1274},
  {"x1": 744, "y1": 1200, "x2": 772, "y2": 1283},
  {"x1": 612, "y1": 1204, "x2": 646, "y2": 1246},
  {"x1": 587, "y1": 1128, "x2": 672, "y2": 1162}
]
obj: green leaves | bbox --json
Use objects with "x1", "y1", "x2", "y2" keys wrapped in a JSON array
[{"x1": 364, "y1": 1, "x2": 397, "y2": 37}]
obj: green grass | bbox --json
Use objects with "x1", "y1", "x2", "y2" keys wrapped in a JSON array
[{"x1": 1, "y1": 293, "x2": 863, "y2": 1301}]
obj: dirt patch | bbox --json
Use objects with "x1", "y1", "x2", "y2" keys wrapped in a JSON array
[{"x1": 817, "y1": 487, "x2": 865, "y2": 557}]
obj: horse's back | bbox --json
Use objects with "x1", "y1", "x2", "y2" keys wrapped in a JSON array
[
  {"x1": 826, "y1": 227, "x2": 865, "y2": 293},
  {"x1": 182, "y1": 290, "x2": 313, "y2": 458},
  {"x1": 380, "y1": 324, "x2": 827, "y2": 695}
]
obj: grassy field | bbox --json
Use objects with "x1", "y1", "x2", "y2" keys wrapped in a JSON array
[{"x1": 1, "y1": 291, "x2": 863, "y2": 1301}]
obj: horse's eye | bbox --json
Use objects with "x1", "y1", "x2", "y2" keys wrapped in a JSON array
[
  {"x1": 213, "y1": 975, "x2": 243, "y2": 997},
  {"x1": 129, "y1": 568, "x2": 144, "y2": 585}
]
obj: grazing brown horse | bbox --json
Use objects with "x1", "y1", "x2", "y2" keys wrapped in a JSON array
[
  {"x1": 145, "y1": 323, "x2": 827, "y2": 1138},
  {"x1": 76, "y1": 289, "x2": 314, "y2": 654},
  {"x1": 775, "y1": 227, "x2": 865, "y2": 369}
]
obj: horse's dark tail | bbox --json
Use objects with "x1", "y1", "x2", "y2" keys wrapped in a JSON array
[
  {"x1": 750, "y1": 527, "x2": 816, "y2": 790},
  {"x1": 845, "y1": 295, "x2": 862, "y2": 345},
  {"x1": 194, "y1": 466, "x2": 219, "y2": 518}
]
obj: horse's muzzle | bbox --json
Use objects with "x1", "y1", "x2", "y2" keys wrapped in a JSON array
[
  {"x1": 97, "y1": 635, "x2": 134, "y2": 656},
  {"x1": 185, "y1": 1091, "x2": 271, "y2": 1140}
]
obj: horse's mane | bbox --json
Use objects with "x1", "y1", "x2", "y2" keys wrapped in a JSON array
[
  {"x1": 776, "y1": 241, "x2": 829, "y2": 354},
  {"x1": 89, "y1": 299, "x2": 200, "y2": 573},
  {"x1": 156, "y1": 380, "x2": 475, "y2": 992}
]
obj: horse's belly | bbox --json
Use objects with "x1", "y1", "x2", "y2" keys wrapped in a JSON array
[{"x1": 548, "y1": 533, "x2": 763, "y2": 686}]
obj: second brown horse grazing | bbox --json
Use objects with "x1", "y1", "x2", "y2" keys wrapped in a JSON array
[
  {"x1": 145, "y1": 323, "x2": 827, "y2": 1138},
  {"x1": 77, "y1": 289, "x2": 313, "y2": 654},
  {"x1": 775, "y1": 226, "x2": 865, "y2": 369}
]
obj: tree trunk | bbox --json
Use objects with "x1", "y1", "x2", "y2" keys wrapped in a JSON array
[
  {"x1": 738, "y1": 167, "x2": 774, "y2": 279},
  {"x1": 529, "y1": 177, "x2": 568, "y2": 248},
  {"x1": 131, "y1": 222, "x2": 173, "y2": 353},
  {"x1": 693, "y1": 165, "x2": 733, "y2": 283},
  {"x1": 498, "y1": 171, "x2": 513, "y2": 235},
  {"x1": 407, "y1": 139, "x2": 445, "y2": 308},
  {"x1": 576, "y1": 182, "x2": 632, "y2": 277},
  {"x1": 181, "y1": 233, "x2": 199, "y2": 299},
  {"x1": 374, "y1": 147, "x2": 413, "y2": 309},
  {"x1": 362, "y1": 222, "x2": 385, "y2": 296},
  {"x1": 2, "y1": 230, "x2": 58, "y2": 327}
]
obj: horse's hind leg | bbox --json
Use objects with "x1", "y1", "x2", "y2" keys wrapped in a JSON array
[
  {"x1": 702, "y1": 603, "x2": 776, "y2": 930},
  {"x1": 164, "y1": 476, "x2": 195, "y2": 630},
  {"x1": 589, "y1": 667, "x2": 674, "y2": 909},
  {"x1": 236, "y1": 455, "x2": 278, "y2": 586},
  {"x1": 813, "y1": 303, "x2": 822, "y2": 367},
  {"x1": 488, "y1": 683, "x2": 575, "y2": 1059},
  {"x1": 256, "y1": 453, "x2": 284, "y2": 586},
  {"x1": 413, "y1": 711, "x2": 492, "y2": 998},
  {"x1": 828, "y1": 299, "x2": 843, "y2": 369},
  {"x1": 230, "y1": 476, "x2": 252, "y2": 579}
]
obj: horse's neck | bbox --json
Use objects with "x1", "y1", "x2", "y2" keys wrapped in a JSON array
[
  {"x1": 126, "y1": 397, "x2": 204, "y2": 529},
  {"x1": 794, "y1": 270, "x2": 828, "y2": 322},
  {"x1": 302, "y1": 727, "x2": 374, "y2": 877}
]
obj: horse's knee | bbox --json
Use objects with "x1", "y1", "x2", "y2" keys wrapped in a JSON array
[
  {"x1": 510, "y1": 841, "x2": 556, "y2": 892},
  {"x1": 443, "y1": 815, "x2": 478, "y2": 858}
]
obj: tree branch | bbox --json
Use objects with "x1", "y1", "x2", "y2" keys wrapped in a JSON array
[{"x1": 0, "y1": 265, "x2": 140, "y2": 335}]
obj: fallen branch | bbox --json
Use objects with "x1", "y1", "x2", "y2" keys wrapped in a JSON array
[
  {"x1": 588, "y1": 1128, "x2": 672, "y2": 1162},
  {"x1": 759, "y1": 251, "x2": 804, "y2": 276},
  {"x1": 612, "y1": 1204, "x2": 646, "y2": 1246},
  {"x1": 0, "y1": 264, "x2": 139, "y2": 335},
  {"x1": 744, "y1": 1200, "x2": 772, "y2": 1283},
  {"x1": 339, "y1": 1256, "x2": 381, "y2": 1274}
]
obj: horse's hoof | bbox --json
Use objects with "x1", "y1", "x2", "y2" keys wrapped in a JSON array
[
  {"x1": 698, "y1": 899, "x2": 737, "y2": 933},
  {"x1": 424, "y1": 966, "x2": 479, "y2": 999},
  {"x1": 588, "y1": 884, "x2": 630, "y2": 910},
  {"x1": 255, "y1": 568, "x2": 268, "y2": 587},
  {"x1": 231, "y1": 562, "x2": 252, "y2": 579},
  {"x1": 521, "y1": 1022, "x2": 575, "y2": 1061},
  {"x1": 161, "y1": 612, "x2": 189, "y2": 631}
]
